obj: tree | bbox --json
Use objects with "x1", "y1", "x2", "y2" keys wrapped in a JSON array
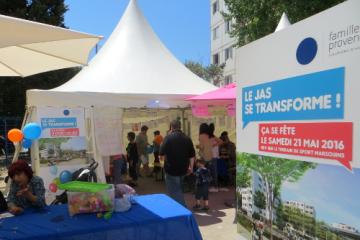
[
  {"x1": 0, "y1": 0, "x2": 27, "y2": 18},
  {"x1": 205, "y1": 63, "x2": 225, "y2": 86},
  {"x1": 315, "y1": 221, "x2": 341, "y2": 240},
  {"x1": 223, "y1": 0, "x2": 345, "y2": 47},
  {"x1": 254, "y1": 190, "x2": 266, "y2": 210},
  {"x1": 275, "y1": 201, "x2": 286, "y2": 230},
  {"x1": 184, "y1": 60, "x2": 225, "y2": 86},
  {"x1": 283, "y1": 206, "x2": 316, "y2": 237},
  {"x1": 237, "y1": 153, "x2": 316, "y2": 240},
  {"x1": 252, "y1": 212, "x2": 261, "y2": 220},
  {"x1": 236, "y1": 165, "x2": 251, "y2": 188},
  {"x1": 184, "y1": 61, "x2": 208, "y2": 80},
  {"x1": 0, "y1": 0, "x2": 79, "y2": 117},
  {"x1": 0, "y1": 68, "x2": 80, "y2": 117},
  {"x1": 0, "y1": 0, "x2": 68, "y2": 26}
]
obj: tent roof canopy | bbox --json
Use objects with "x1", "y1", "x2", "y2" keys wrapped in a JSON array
[{"x1": 27, "y1": 0, "x2": 216, "y2": 108}]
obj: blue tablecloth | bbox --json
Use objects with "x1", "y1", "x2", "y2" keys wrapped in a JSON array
[{"x1": 0, "y1": 194, "x2": 202, "y2": 240}]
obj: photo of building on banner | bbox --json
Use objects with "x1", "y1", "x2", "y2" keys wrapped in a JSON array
[
  {"x1": 37, "y1": 107, "x2": 88, "y2": 167},
  {"x1": 235, "y1": 1, "x2": 360, "y2": 239}
]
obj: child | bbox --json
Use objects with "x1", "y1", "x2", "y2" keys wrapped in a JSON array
[
  {"x1": 110, "y1": 154, "x2": 127, "y2": 184},
  {"x1": 193, "y1": 159, "x2": 211, "y2": 211},
  {"x1": 126, "y1": 132, "x2": 138, "y2": 187},
  {"x1": 152, "y1": 130, "x2": 163, "y2": 179}
]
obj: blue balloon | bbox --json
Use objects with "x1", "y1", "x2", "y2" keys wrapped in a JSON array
[
  {"x1": 59, "y1": 170, "x2": 72, "y2": 183},
  {"x1": 22, "y1": 138, "x2": 32, "y2": 149},
  {"x1": 23, "y1": 123, "x2": 42, "y2": 140},
  {"x1": 50, "y1": 165, "x2": 58, "y2": 176}
]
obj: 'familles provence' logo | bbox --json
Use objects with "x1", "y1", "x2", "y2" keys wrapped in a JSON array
[{"x1": 296, "y1": 37, "x2": 318, "y2": 65}]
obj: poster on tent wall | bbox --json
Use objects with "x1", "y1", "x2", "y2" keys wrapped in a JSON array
[
  {"x1": 36, "y1": 107, "x2": 88, "y2": 167},
  {"x1": 36, "y1": 107, "x2": 90, "y2": 204},
  {"x1": 235, "y1": 1, "x2": 360, "y2": 239}
]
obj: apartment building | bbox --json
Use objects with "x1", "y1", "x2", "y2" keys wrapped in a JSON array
[
  {"x1": 331, "y1": 223, "x2": 359, "y2": 234},
  {"x1": 210, "y1": 0, "x2": 236, "y2": 86},
  {"x1": 284, "y1": 200, "x2": 316, "y2": 218},
  {"x1": 239, "y1": 171, "x2": 270, "y2": 220}
]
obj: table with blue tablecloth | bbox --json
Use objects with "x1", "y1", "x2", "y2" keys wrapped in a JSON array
[{"x1": 0, "y1": 194, "x2": 202, "y2": 240}]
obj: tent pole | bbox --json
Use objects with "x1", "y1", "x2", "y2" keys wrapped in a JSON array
[
  {"x1": 90, "y1": 107, "x2": 106, "y2": 183},
  {"x1": 11, "y1": 106, "x2": 33, "y2": 163},
  {"x1": 5, "y1": 106, "x2": 33, "y2": 195},
  {"x1": 30, "y1": 107, "x2": 40, "y2": 175},
  {"x1": 181, "y1": 108, "x2": 187, "y2": 135}
]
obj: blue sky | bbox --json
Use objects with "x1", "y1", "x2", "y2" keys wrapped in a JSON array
[
  {"x1": 64, "y1": 0, "x2": 210, "y2": 65},
  {"x1": 282, "y1": 164, "x2": 360, "y2": 230}
]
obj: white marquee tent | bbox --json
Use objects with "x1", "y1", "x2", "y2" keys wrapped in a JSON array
[
  {"x1": 24, "y1": 0, "x2": 216, "y2": 184},
  {"x1": 26, "y1": 0, "x2": 216, "y2": 108}
]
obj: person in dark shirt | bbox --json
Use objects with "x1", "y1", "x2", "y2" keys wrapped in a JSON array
[
  {"x1": 126, "y1": 132, "x2": 139, "y2": 187},
  {"x1": 220, "y1": 131, "x2": 236, "y2": 186},
  {"x1": 193, "y1": 159, "x2": 211, "y2": 211},
  {"x1": 159, "y1": 120, "x2": 195, "y2": 207},
  {"x1": 7, "y1": 160, "x2": 46, "y2": 215}
]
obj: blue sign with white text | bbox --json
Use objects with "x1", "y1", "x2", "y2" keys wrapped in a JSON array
[
  {"x1": 242, "y1": 67, "x2": 345, "y2": 128},
  {"x1": 41, "y1": 117, "x2": 77, "y2": 129}
]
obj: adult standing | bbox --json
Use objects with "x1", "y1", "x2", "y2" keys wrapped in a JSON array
[
  {"x1": 160, "y1": 120, "x2": 195, "y2": 207},
  {"x1": 208, "y1": 123, "x2": 223, "y2": 192},
  {"x1": 135, "y1": 125, "x2": 150, "y2": 177},
  {"x1": 197, "y1": 123, "x2": 213, "y2": 164},
  {"x1": 220, "y1": 131, "x2": 236, "y2": 186}
]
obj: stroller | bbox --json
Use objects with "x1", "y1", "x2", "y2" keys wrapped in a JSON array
[{"x1": 51, "y1": 160, "x2": 98, "y2": 205}]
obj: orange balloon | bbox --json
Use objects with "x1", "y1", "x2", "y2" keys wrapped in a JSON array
[{"x1": 7, "y1": 128, "x2": 24, "y2": 143}]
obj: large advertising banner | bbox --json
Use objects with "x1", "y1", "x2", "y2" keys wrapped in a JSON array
[{"x1": 235, "y1": 1, "x2": 360, "y2": 239}]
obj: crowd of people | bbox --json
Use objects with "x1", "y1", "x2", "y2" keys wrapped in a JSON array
[{"x1": 114, "y1": 119, "x2": 236, "y2": 211}]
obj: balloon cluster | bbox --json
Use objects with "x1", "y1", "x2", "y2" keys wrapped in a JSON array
[
  {"x1": 7, "y1": 122, "x2": 76, "y2": 194},
  {"x1": 7, "y1": 122, "x2": 42, "y2": 149},
  {"x1": 48, "y1": 169, "x2": 72, "y2": 193}
]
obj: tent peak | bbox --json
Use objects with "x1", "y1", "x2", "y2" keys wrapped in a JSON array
[
  {"x1": 275, "y1": 12, "x2": 291, "y2": 32},
  {"x1": 28, "y1": 0, "x2": 216, "y2": 108}
]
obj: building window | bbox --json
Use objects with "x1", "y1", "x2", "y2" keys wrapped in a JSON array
[
  {"x1": 225, "y1": 75, "x2": 233, "y2": 85},
  {"x1": 225, "y1": 19, "x2": 231, "y2": 33},
  {"x1": 225, "y1": 46, "x2": 233, "y2": 60},
  {"x1": 213, "y1": 53, "x2": 219, "y2": 65},
  {"x1": 212, "y1": 0, "x2": 219, "y2": 15},
  {"x1": 213, "y1": 26, "x2": 219, "y2": 40}
]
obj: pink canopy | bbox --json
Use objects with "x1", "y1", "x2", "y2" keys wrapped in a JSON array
[
  {"x1": 186, "y1": 83, "x2": 236, "y2": 117},
  {"x1": 186, "y1": 83, "x2": 236, "y2": 101}
]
